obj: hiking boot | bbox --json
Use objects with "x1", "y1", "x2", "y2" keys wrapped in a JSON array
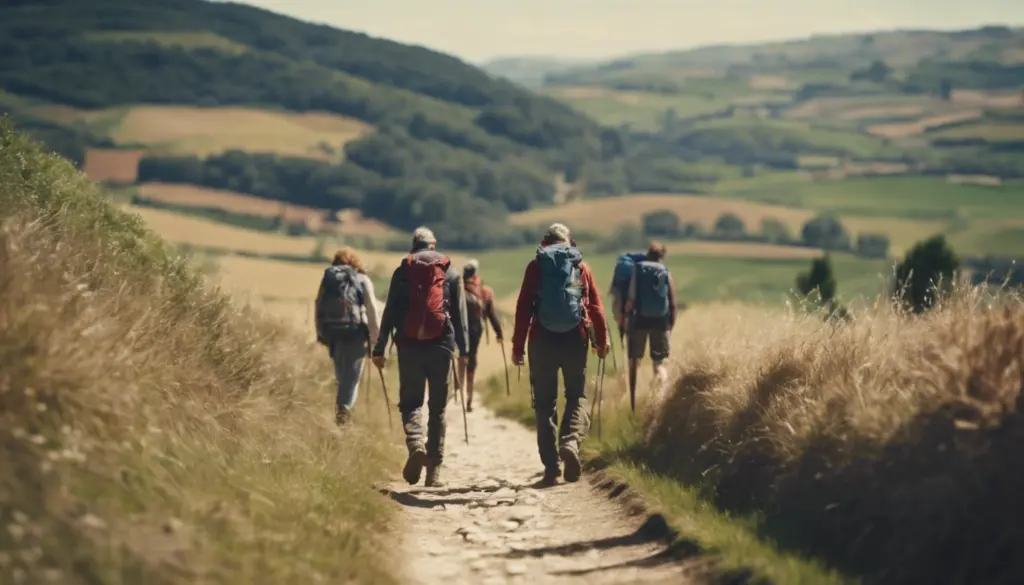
[
  {"x1": 403, "y1": 448, "x2": 427, "y2": 485},
  {"x1": 424, "y1": 464, "x2": 445, "y2": 488},
  {"x1": 466, "y1": 403, "x2": 473, "y2": 413},
  {"x1": 559, "y1": 444, "x2": 582, "y2": 483},
  {"x1": 335, "y1": 406, "x2": 352, "y2": 426},
  {"x1": 538, "y1": 465, "x2": 561, "y2": 487}
]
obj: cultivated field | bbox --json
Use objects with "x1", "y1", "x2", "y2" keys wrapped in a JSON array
[
  {"x1": 35, "y1": 105, "x2": 373, "y2": 160},
  {"x1": 82, "y1": 148, "x2": 146, "y2": 184},
  {"x1": 124, "y1": 205, "x2": 323, "y2": 256},
  {"x1": 509, "y1": 193, "x2": 813, "y2": 232}
]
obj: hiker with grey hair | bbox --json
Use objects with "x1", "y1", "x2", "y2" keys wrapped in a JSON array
[
  {"x1": 315, "y1": 247, "x2": 381, "y2": 426},
  {"x1": 511, "y1": 223, "x2": 610, "y2": 487},
  {"x1": 462, "y1": 259, "x2": 504, "y2": 412},
  {"x1": 372, "y1": 226, "x2": 469, "y2": 488}
]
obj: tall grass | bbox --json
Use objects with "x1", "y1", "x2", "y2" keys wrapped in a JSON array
[
  {"x1": 0, "y1": 118, "x2": 400, "y2": 584},
  {"x1": 640, "y1": 292, "x2": 1024, "y2": 584},
  {"x1": 484, "y1": 291, "x2": 1024, "y2": 584}
]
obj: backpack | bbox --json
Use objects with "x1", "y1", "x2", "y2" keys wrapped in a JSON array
[
  {"x1": 635, "y1": 260, "x2": 671, "y2": 318},
  {"x1": 402, "y1": 250, "x2": 450, "y2": 341},
  {"x1": 534, "y1": 243, "x2": 584, "y2": 333},
  {"x1": 464, "y1": 275, "x2": 486, "y2": 322},
  {"x1": 319, "y1": 265, "x2": 365, "y2": 339},
  {"x1": 612, "y1": 252, "x2": 646, "y2": 312}
]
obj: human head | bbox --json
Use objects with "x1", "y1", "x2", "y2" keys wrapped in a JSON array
[
  {"x1": 332, "y1": 247, "x2": 365, "y2": 273},
  {"x1": 541, "y1": 222, "x2": 572, "y2": 246},
  {"x1": 646, "y1": 240, "x2": 667, "y2": 262},
  {"x1": 411, "y1": 226, "x2": 437, "y2": 252},
  {"x1": 463, "y1": 258, "x2": 479, "y2": 278}
]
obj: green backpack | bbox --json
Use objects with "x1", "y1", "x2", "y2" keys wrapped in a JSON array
[{"x1": 534, "y1": 243, "x2": 584, "y2": 333}]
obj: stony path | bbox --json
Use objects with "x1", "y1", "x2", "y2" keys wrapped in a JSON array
[{"x1": 383, "y1": 400, "x2": 695, "y2": 585}]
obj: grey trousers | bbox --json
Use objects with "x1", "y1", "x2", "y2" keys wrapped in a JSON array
[
  {"x1": 397, "y1": 343, "x2": 453, "y2": 466},
  {"x1": 528, "y1": 327, "x2": 591, "y2": 471},
  {"x1": 331, "y1": 337, "x2": 367, "y2": 410}
]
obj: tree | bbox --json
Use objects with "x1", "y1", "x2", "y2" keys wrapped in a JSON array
[
  {"x1": 796, "y1": 255, "x2": 837, "y2": 304},
  {"x1": 851, "y1": 60, "x2": 892, "y2": 83},
  {"x1": 713, "y1": 212, "x2": 746, "y2": 239},
  {"x1": 892, "y1": 235, "x2": 961, "y2": 313},
  {"x1": 939, "y1": 78, "x2": 953, "y2": 101},
  {"x1": 801, "y1": 214, "x2": 851, "y2": 251},
  {"x1": 761, "y1": 217, "x2": 792, "y2": 244},
  {"x1": 642, "y1": 209, "x2": 681, "y2": 237},
  {"x1": 855, "y1": 233, "x2": 890, "y2": 259}
]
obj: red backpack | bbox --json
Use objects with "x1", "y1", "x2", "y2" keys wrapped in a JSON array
[{"x1": 403, "y1": 250, "x2": 450, "y2": 340}]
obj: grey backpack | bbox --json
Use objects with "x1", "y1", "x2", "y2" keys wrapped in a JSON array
[{"x1": 319, "y1": 265, "x2": 365, "y2": 340}]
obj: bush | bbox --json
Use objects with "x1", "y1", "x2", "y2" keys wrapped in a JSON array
[
  {"x1": 893, "y1": 234, "x2": 961, "y2": 313},
  {"x1": 713, "y1": 212, "x2": 746, "y2": 238},
  {"x1": 801, "y1": 214, "x2": 851, "y2": 251},
  {"x1": 796, "y1": 254, "x2": 837, "y2": 303},
  {"x1": 641, "y1": 209, "x2": 681, "y2": 237},
  {"x1": 855, "y1": 232, "x2": 890, "y2": 259}
]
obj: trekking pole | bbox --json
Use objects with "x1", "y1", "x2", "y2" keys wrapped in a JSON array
[
  {"x1": 450, "y1": 354, "x2": 469, "y2": 445},
  {"x1": 609, "y1": 331, "x2": 619, "y2": 373},
  {"x1": 375, "y1": 365, "x2": 394, "y2": 431},
  {"x1": 499, "y1": 341, "x2": 511, "y2": 396},
  {"x1": 364, "y1": 350, "x2": 372, "y2": 408},
  {"x1": 597, "y1": 357, "x2": 607, "y2": 440}
]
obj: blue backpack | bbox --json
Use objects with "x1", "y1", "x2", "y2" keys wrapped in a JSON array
[
  {"x1": 534, "y1": 243, "x2": 584, "y2": 333},
  {"x1": 635, "y1": 260, "x2": 671, "y2": 318},
  {"x1": 612, "y1": 252, "x2": 646, "y2": 311}
]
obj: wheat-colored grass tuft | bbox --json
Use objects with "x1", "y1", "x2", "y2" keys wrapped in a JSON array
[
  {"x1": 645, "y1": 288, "x2": 1024, "y2": 583},
  {"x1": 0, "y1": 118, "x2": 399, "y2": 585}
]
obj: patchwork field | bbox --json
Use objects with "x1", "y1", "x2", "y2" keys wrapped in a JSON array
[
  {"x1": 35, "y1": 105, "x2": 372, "y2": 160},
  {"x1": 83, "y1": 148, "x2": 146, "y2": 183},
  {"x1": 136, "y1": 183, "x2": 398, "y2": 237}
]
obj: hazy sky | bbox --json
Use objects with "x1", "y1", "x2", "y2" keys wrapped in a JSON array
[{"x1": 236, "y1": 0, "x2": 1024, "y2": 63}]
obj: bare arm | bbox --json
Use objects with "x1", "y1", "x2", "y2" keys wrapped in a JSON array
[{"x1": 362, "y1": 274, "x2": 382, "y2": 347}]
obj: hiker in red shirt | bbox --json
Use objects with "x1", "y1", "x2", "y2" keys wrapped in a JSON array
[
  {"x1": 461, "y1": 259, "x2": 504, "y2": 413},
  {"x1": 511, "y1": 223, "x2": 610, "y2": 487},
  {"x1": 372, "y1": 227, "x2": 469, "y2": 488}
]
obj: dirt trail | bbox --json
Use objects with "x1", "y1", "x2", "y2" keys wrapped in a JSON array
[{"x1": 383, "y1": 341, "x2": 693, "y2": 585}]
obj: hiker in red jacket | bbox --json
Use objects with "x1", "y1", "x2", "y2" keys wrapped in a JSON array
[
  {"x1": 372, "y1": 227, "x2": 469, "y2": 488},
  {"x1": 511, "y1": 223, "x2": 610, "y2": 487},
  {"x1": 462, "y1": 259, "x2": 504, "y2": 413}
]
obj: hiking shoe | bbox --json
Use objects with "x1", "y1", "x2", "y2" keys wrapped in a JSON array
[
  {"x1": 425, "y1": 464, "x2": 445, "y2": 488},
  {"x1": 538, "y1": 465, "x2": 561, "y2": 487},
  {"x1": 466, "y1": 403, "x2": 473, "y2": 413},
  {"x1": 559, "y1": 445, "x2": 582, "y2": 483},
  {"x1": 403, "y1": 448, "x2": 427, "y2": 485},
  {"x1": 334, "y1": 406, "x2": 352, "y2": 426}
]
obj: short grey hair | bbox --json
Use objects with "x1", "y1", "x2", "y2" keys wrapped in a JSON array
[
  {"x1": 542, "y1": 222, "x2": 571, "y2": 245},
  {"x1": 464, "y1": 259, "x2": 479, "y2": 273},
  {"x1": 411, "y1": 226, "x2": 437, "y2": 249}
]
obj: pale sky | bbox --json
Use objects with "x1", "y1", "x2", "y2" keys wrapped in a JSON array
[{"x1": 236, "y1": 0, "x2": 1024, "y2": 63}]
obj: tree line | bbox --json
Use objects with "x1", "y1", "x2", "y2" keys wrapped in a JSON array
[{"x1": 638, "y1": 208, "x2": 891, "y2": 259}]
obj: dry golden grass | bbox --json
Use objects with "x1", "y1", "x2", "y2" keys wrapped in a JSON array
[
  {"x1": 0, "y1": 120, "x2": 400, "y2": 585},
  {"x1": 633, "y1": 292, "x2": 1024, "y2": 584},
  {"x1": 138, "y1": 183, "x2": 327, "y2": 220},
  {"x1": 112, "y1": 106, "x2": 371, "y2": 159},
  {"x1": 866, "y1": 109, "x2": 984, "y2": 138},
  {"x1": 747, "y1": 75, "x2": 795, "y2": 90},
  {"x1": 509, "y1": 193, "x2": 813, "y2": 232},
  {"x1": 82, "y1": 148, "x2": 146, "y2": 184},
  {"x1": 837, "y1": 104, "x2": 925, "y2": 120},
  {"x1": 124, "y1": 205, "x2": 320, "y2": 256}
]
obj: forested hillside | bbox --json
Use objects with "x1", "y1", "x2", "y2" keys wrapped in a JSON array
[{"x1": 0, "y1": 0, "x2": 628, "y2": 247}]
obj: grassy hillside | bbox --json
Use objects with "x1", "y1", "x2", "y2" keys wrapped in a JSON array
[
  {"x1": 483, "y1": 291, "x2": 1024, "y2": 585},
  {"x1": 0, "y1": 119, "x2": 400, "y2": 584},
  {"x1": 0, "y1": 0, "x2": 629, "y2": 248}
]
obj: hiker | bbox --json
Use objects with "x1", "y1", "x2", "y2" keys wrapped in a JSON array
[
  {"x1": 609, "y1": 251, "x2": 647, "y2": 345},
  {"x1": 511, "y1": 223, "x2": 610, "y2": 486},
  {"x1": 462, "y1": 259, "x2": 504, "y2": 413},
  {"x1": 315, "y1": 247, "x2": 381, "y2": 426},
  {"x1": 371, "y1": 227, "x2": 469, "y2": 488},
  {"x1": 624, "y1": 241, "x2": 677, "y2": 387}
]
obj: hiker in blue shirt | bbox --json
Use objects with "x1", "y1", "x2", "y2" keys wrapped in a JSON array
[{"x1": 624, "y1": 241, "x2": 678, "y2": 389}]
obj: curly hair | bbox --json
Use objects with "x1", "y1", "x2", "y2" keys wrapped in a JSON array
[{"x1": 331, "y1": 247, "x2": 366, "y2": 273}]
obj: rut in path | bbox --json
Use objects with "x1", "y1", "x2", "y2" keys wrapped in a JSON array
[{"x1": 383, "y1": 396, "x2": 702, "y2": 585}]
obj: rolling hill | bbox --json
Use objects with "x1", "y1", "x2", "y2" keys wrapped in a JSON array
[{"x1": 0, "y1": 0, "x2": 630, "y2": 248}]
